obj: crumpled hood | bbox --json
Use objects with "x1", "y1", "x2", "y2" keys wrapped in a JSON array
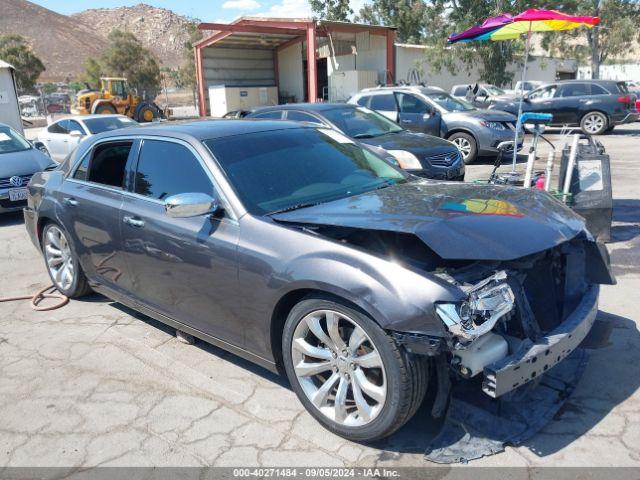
[
  {"x1": 0, "y1": 148, "x2": 54, "y2": 179},
  {"x1": 446, "y1": 109, "x2": 516, "y2": 122},
  {"x1": 273, "y1": 181, "x2": 586, "y2": 261},
  {"x1": 359, "y1": 131, "x2": 456, "y2": 156}
]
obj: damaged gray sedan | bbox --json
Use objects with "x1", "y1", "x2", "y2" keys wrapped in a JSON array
[{"x1": 24, "y1": 120, "x2": 615, "y2": 442}]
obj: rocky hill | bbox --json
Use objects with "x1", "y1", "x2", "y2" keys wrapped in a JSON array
[
  {"x1": 72, "y1": 3, "x2": 197, "y2": 70},
  {"x1": 0, "y1": 1, "x2": 197, "y2": 81},
  {"x1": 0, "y1": 0, "x2": 108, "y2": 81}
]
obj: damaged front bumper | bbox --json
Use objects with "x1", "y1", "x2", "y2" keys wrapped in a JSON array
[{"x1": 482, "y1": 283, "x2": 599, "y2": 398}]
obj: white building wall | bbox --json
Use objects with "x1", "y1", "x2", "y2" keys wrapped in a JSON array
[
  {"x1": 577, "y1": 63, "x2": 640, "y2": 80},
  {"x1": 277, "y1": 42, "x2": 304, "y2": 103},
  {"x1": 395, "y1": 45, "x2": 575, "y2": 90},
  {"x1": 0, "y1": 65, "x2": 23, "y2": 135}
]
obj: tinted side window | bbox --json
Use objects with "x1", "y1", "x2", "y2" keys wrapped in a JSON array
[
  {"x1": 48, "y1": 122, "x2": 68, "y2": 134},
  {"x1": 134, "y1": 140, "x2": 213, "y2": 200},
  {"x1": 252, "y1": 111, "x2": 283, "y2": 119},
  {"x1": 559, "y1": 83, "x2": 590, "y2": 97},
  {"x1": 396, "y1": 93, "x2": 429, "y2": 114},
  {"x1": 286, "y1": 111, "x2": 322, "y2": 124},
  {"x1": 67, "y1": 120, "x2": 84, "y2": 134},
  {"x1": 87, "y1": 142, "x2": 133, "y2": 188},
  {"x1": 355, "y1": 96, "x2": 369, "y2": 107},
  {"x1": 590, "y1": 84, "x2": 608, "y2": 95},
  {"x1": 369, "y1": 94, "x2": 397, "y2": 111},
  {"x1": 73, "y1": 154, "x2": 90, "y2": 181}
]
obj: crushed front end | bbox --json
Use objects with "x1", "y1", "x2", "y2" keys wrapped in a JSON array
[{"x1": 431, "y1": 236, "x2": 614, "y2": 398}]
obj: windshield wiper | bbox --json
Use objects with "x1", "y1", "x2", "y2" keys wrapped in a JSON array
[
  {"x1": 352, "y1": 133, "x2": 380, "y2": 139},
  {"x1": 267, "y1": 202, "x2": 320, "y2": 216}
]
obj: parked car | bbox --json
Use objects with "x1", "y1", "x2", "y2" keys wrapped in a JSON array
[
  {"x1": 349, "y1": 86, "x2": 522, "y2": 164},
  {"x1": 25, "y1": 120, "x2": 614, "y2": 441},
  {"x1": 490, "y1": 80, "x2": 639, "y2": 135},
  {"x1": 450, "y1": 83, "x2": 514, "y2": 109},
  {"x1": 37, "y1": 115, "x2": 137, "y2": 162},
  {"x1": 222, "y1": 109, "x2": 252, "y2": 119},
  {"x1": 246, "y1": 103, "x2": 465, "y2": 181},
  {"x1": 0, "y1": 123, "x2": 55, "y2": 214}
]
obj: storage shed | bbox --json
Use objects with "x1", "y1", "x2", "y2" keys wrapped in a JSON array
[
  {"x1": 0, "y1": 60, "x2": 23, "y2": 135},
  {"x1": 195, "y1": 17, "x2": 396, "y2": 116}
]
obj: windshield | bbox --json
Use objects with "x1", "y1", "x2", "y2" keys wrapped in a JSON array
[
  {"x1": 205, "y1": 128, "x2": 407, "y2": 215},
  {"x1": 83, "y1": 116, "x2": 137, "y2": 134},
  {"x1": 321, "y1": 106, "x2": 403, "y2": 138},
  {"x1": 484, "y1": 85, "x2": 506, "y2": 96},
  {"x1": 0, "y1": 126, "x2": 31, "y2": 155},
  {"x1": 426, "y1": 92, "x2": 475, "y2": 112}
]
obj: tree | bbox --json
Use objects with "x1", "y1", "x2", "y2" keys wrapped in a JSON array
[
  {"x1": 539, "y1": 0, "x2": 640, "y2": 78},
  {"x1": 175, "y1": 23, "x2": 202, "y2": 100},
  {"x1": 79, "y1": 58, "x2": 103, "y2": 88},
  {"x1": 309, "y1": 0, "x2": 353, "y2": 21},
  {"x1": 356, "y1": 0, "x2": 428, "y2": 43},
  {"x1": 85, "y1": 29, "x2": 161, "y2": 98},
  {"x1": 0, "y1": 35, "x2": 45, "y2": 93}
]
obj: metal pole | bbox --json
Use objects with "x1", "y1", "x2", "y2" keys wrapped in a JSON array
[
  {"x1": 511, "y1": 23, "x2": 532, "y2": 172},
  {"x1": 544, "y1": 150, "x2": 554, "y2": 191},
  {"x1": 562, "y1": 134, "x2": 581, "y2": 202}
]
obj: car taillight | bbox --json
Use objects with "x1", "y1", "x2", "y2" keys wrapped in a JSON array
[{"x1": 617, "y1": 95, "x2": 631, "y2": 104}]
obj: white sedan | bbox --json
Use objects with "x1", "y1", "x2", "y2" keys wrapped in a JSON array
[{"x1": 37, "y1": 114, "x2": 137, "y2": 163}]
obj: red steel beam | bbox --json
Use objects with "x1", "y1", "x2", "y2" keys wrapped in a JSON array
[
  {"x1": 276, "y1": 35, "x2": 305, "y2": 52},
  {"x1": 195, "y1": 46, "x2": 207, "y2": 117},
  {"x1": 195, "y1": 31, "x2": 233, "y2": 49},
  {"x1": 386, "y1": 30, "x2": 395, "y2": 86},
  {"x1": 198, "y1": 22, "x2": 305, "y2": 36},
  {"x1": 306, "y1": 22, "x2": 317, "y2": 103}
]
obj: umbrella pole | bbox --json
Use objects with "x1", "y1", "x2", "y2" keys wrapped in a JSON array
[{"x1": 512, "y1": 24, "x2": 532, "y2": 172}]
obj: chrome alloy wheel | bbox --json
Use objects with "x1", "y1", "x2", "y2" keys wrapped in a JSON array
[
  {"x1": 291, "y1": 309, "x2": 387, "y2": 427},
  {"x1": 452, "y1": 137, "x2": 472, "y2": 159},
  {"x1": 44, "y1": 226, "x2": 75, "y2": 291},
  {"x1": 583, "y1": 114, "x2": 605, "y2": 134}
]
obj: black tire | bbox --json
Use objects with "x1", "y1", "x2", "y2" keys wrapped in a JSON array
[
  {"x1": 282, "y1": 294, "x2": 429, "y2": 442},
  {"x1": 580, "y1": 111, "x2": 608, "y2": 135},
  {"x1": 41, "y1": 222, "x2": 92, "y2": 298},
  {"x1": 605, "y1": 125, "x2": 615, "y2": 133},
  {"x1": 136, "y1": 103, "x2": 160, "y2": 122},
  {"x1": 448, "y1": 132, "x2": 478, "y2": 164},
  {"x1": 94, "y1": 103, "x2": 117, "y2": 115}
]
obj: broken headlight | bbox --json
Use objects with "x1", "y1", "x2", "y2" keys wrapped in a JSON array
[{"x1": 435, "y1": 270, "x2": 515, "y2": 343}]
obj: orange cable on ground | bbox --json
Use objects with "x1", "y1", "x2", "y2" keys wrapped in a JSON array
[{"x1": 0, "y1": 285, "x2": 69, "y2": 311}]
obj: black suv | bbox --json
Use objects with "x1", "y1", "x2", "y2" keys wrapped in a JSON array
[{"x1": 491, "y1": 80, "x2": 638, "y2": 135}]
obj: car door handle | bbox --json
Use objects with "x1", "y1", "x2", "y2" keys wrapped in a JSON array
[
  {"x1": 63, "y1": 197, "x2": 78, "y2": 207},
  {"x1": 123, "y1": 216, "x2": 145, "y2": 228},
  {"x1": 401, "y1": 119, "x2": 413, "y2": 124}
]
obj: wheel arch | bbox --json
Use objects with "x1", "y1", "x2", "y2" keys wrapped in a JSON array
[
  {"x1": 91, "y1": 99, "x2": 116, "y2": 114},
  {"x1": 445, "y1": 127, "x2": 479, "y2": 145}
]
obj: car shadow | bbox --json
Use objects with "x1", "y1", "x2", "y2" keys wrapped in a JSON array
[
  {"x1": 0, "y1": 211, "x2": 25, "y2": 227},
  {"x1": 610, "y1": 199, "x2": 640, "y2": 243},
  {"x1": 473, "y1": 152, "x2": 529, "y2": 166},
  {"x1": 366, "y1": 310, "x2": 639, "y2": 460}
]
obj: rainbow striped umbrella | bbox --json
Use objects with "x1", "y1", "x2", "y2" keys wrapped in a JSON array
[{"x1": 448, "y1": 9, "x2": 600, "y2": 169}]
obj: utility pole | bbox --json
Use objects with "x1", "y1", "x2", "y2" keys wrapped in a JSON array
[{"x1": 591, "y1": 0, "x2": 601, "y2": 79}]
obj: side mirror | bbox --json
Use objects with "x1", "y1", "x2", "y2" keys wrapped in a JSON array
[
  {"x1": 69, "y1": 130, "x2": 84, "y2": 137},
  {"x1": 164, "y1": 193, "x2": 220, "y2": 218}
]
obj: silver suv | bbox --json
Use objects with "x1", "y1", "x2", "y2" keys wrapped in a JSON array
[{"x1": 348, "y1": 86, "x2": 523, "y2": 164}]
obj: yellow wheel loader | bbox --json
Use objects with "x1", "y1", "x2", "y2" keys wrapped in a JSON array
[{"x1": 73, "y1": 77, "x2": 163, "y2": 122}]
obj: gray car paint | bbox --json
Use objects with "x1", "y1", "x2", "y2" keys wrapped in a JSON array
[{"x1": 23, "y1": 120, "x2": 603, "y2": 373}]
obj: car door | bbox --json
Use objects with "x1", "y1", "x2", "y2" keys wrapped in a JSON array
[
  {"x1": 524, "y1": 84, "x2": 558, "y2": 119},
  {"x1": 57, "y1": 139, "x2": 137, "y2": 294},
  {"x1": 394, "y1": 92, "x2": 440, "y2": 135},
  {"x1": 41, "y1": 120, "x2": 70, "y2": 162},
  {"x1": 119, "y1": 138, "x2": 242, "y2": 345},
  {"x1": 368, "y1": 93, "x2": 399, "y2": 122},
  {"x1": 555, "y1": 83, "x2": 591, "y2": 124},
  {"x1": 474, "y1": 87, "x2": 492, "y2": 109}
]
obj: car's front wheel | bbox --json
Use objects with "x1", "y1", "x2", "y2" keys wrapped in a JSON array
[
  {"x1": 448, "y1": 132, "x2": 477, "y2": 164},
  {"x1": 581, "y1": 111, "x2": 608, "y2": 135},
  {"x1": 42, "y1": 223, "x2": 91, "y2": 298},
  {"x1": 282, "y1": 295, "x2": 428, "y2": 442}
]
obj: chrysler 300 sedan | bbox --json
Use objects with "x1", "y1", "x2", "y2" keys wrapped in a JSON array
[{"x1": 25, "y1": 120, "x2": 614, "y2": 441}]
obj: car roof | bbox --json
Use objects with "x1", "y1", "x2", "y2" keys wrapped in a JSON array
[
  {"x1": 554, "y1": 79, "x2": 620, "y2": 85},
  {"x1": 90, "y1": 118, "x2": 308, "y2": 142},
  {"x1": 252, "y1": 103, "x2": 355, "y2": 113},
  {"x1": 358, "y1": 86, "x2": 444, "y2": 95},
  {"x1": 55, "y1": 114, "x2": 128, "y2": 122}
]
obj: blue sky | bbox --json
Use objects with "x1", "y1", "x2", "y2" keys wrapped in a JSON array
[{"x1": 30, "y1": 0, "x2": 369, "y2": 22}]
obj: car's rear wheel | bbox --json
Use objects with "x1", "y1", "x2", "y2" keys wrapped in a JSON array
[
  {"x1": 581, "y1": 111, "x2": 608, "y2": 135},
  {"x1": 95, "y1": 103, "x2": 117, "y2": 115},
  {"x1": 448, "y1": 132, "x2": 477, "y2": 164},
  {"x1": 282, "y1": 295, "x2": 429, "y2": 442},
  {"x1": 42, "y1": 223, "x2": 91, "y2": 298}
]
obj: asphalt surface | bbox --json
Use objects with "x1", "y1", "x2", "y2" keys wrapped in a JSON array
[{"x1": 1, "y1": 124, "x2": 639, "y2": 468}]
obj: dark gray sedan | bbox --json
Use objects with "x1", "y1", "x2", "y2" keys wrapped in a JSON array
[
  {"x1": 25, "y1": 120, "x2": 613, "y2": 441},
  {"x1": 246, "y1": 103, "x2": 464, "y2": 181},
  {"x1": 0, "y1": 123, "x2": 55, "y2": 214}
]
